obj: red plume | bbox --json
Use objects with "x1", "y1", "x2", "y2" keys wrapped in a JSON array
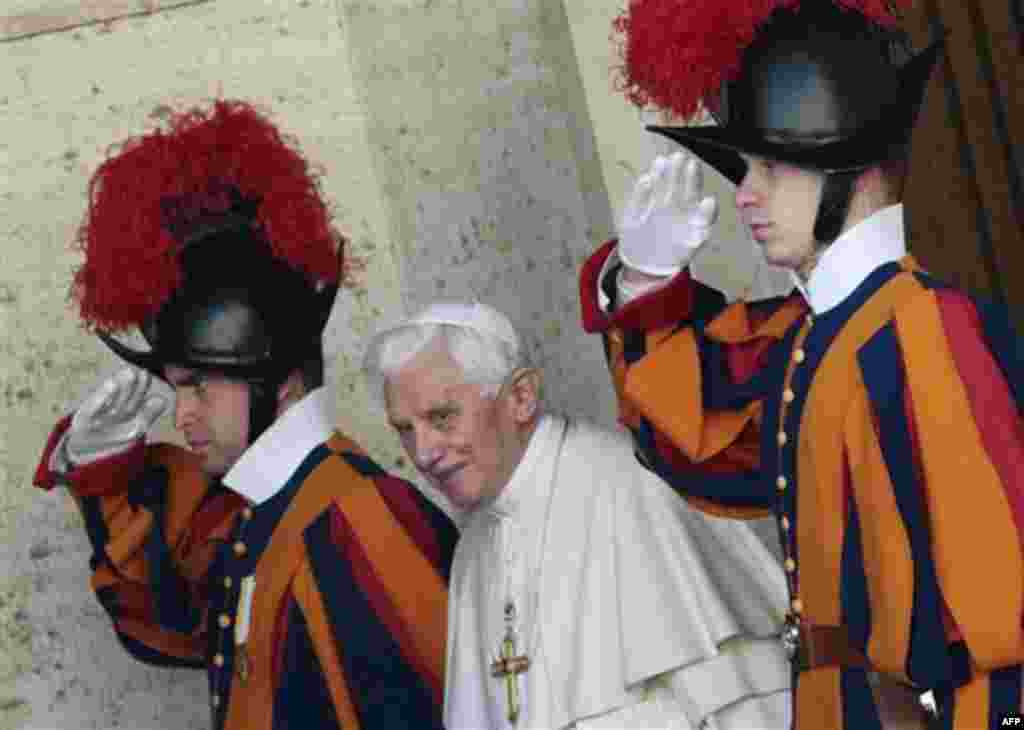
[
  {"x1": 611, "y1": 0, "x2": 914, "y2": 122},
  {"x1": 73, "y1": 99, "x2": 345, "y2": 332}
]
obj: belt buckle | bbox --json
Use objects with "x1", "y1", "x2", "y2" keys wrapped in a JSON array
[{"x1": 780, "y1": 614, "x2": 808, "y2": 672}]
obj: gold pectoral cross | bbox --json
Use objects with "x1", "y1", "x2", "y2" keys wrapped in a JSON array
[{"x1": 491, "y1": 629, "x2": 530, "y2": 724}]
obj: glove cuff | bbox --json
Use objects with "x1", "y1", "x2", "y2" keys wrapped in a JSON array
[
  {"x1": 617, "y1": 268, "x2": 675, "y2": 306},
  {"x1": 34, "y1": 415, "x2": 73, "y2": 491},
  {"x1": 34, "y1": 417, "x2": 148, "y2": 498}
]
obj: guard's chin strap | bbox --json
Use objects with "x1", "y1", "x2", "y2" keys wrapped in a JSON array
[
  {"x1": 813, "y1": 170, "x2": 861, "y2": 245},
  {"x1": 246, "y1": 378, "x2": 282, "y2": 447}
]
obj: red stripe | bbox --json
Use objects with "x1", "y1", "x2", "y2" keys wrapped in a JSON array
[
  {"x1": 187, "y1": 491, "x2": 246, "y2": 548},
  {"x1": 934, "y1": 291, "x2": 1024, "y2": 565},
  {"x1": 327, "y1": 505, "x2": 443, "y2": 705},
  {"x1": 654, "y1": 420, "x2": 761, "y2": 474},
  {"x1": 110, "y1": 581, "x2": 157, "y2": 624},
  {"x1": 579, "y1": 240, "x2": 618, "y2": 333},
  {"x1": 374, "y1": 475, "x2": 443, "y2": 574},
  {"x1": 70, "y1": 439, "x2": 148, "y2": 497},
  {"x1": 578, "y1": 238, "x2": 698, "y2": 333},
  {"x1": 726, "y1": 337, "x2": 780, "y2": 386},
  {"x1": 724, "y1": 303, "x2": 801, "y2": 385},
  {"x1": 34, "y1": 415, "x2": 72, "y2": 490}
]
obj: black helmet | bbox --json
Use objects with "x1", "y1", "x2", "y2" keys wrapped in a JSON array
[
  {"x1": 616, "y1": 0, "x2": 943, "y2": 242},
  {"x1": 74, "y1": 100, "x2": 345, "y2": 443}
]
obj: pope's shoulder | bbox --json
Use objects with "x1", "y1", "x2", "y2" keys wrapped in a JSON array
[{"x1": 561, "y1": 415, "x2": 666, "y2": 486}]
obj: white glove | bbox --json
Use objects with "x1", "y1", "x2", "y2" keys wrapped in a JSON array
[
  {"x1": 617, "y1": 151, "x2": 719, "y2": 277},
  {"x1": 51, "y1": 368, "x2": 169, "y2": 473}
]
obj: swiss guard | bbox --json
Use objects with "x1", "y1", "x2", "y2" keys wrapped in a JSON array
[
  {"x1": 34, "y1": 99, "x2": 455, "y2": 730},
  {"x1": 579, "y1": 0, "x2": 1024, "y2": 728}
]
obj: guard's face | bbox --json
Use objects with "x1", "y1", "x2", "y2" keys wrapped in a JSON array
[
  {"x1": 736, "y1": 153, "x2": 825, "y2": 276},
  {"x1": 165, "y1": 365, "x2": 250, "y2": 478},
  {"x1": 383, "y1": 345, "x2": 536, "y2": 512}
]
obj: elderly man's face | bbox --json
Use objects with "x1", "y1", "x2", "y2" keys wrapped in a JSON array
[{"x1": 383, "y1": 342, "x2": 538, "y2": 511}]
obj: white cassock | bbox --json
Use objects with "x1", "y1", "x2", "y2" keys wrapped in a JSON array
[{"x1": 445, "y1": 414, "x2": 793, "y2": 730}]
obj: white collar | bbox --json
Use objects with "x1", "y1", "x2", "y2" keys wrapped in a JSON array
[
  {"x1": 222, "y1": 387, "x2": 334, "y2": 506},
  {"x1": 793, "y1": 204, "x2": 906, "y2": 314},
  {"x1": 480, "y1": 414, "x2": 558, "y2": 521}
]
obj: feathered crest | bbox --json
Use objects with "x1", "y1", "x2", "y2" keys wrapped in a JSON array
[
  {"x1": 73, "y1": 99, "x2": 347, "y2": 332},
  {"x1": 611, "y1": 0, "x2": 914, "y2": 121}
]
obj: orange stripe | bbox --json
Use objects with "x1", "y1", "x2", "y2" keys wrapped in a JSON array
[
  {"x1": 227, "y1": 456, "x2": 340, "y2": 730},
  {"x1": 291, "y1": 559, "x2": 361, "y2": 730},
  {"x1": 795, "y1": 667, "x2": 842, "y2": 729},
  {"x1": 895, "y1": 291, "x2": 1024, "y2": 669},
  {"x1": 705, "y1": 297, "x2": 805, "y2": 343},
  {"x1": 104, "y1": 508, "x2": 154, "y2": 570},
  {"x1": 226, "y1": 436, "x2": 446, "y2": 730},
  {"x1": 789, "y1": 271, "x2": 921, "y2": 727},
  {"x1": 843, "y1": 390, "x2": 915, "y2": 677},
  {"x1": 224, "y1": 455, "x2": 340, "y2": 729},
  {"x1": 952, "y1": 672, "x2": 989, "y2": 730},
  {"x1": 624, "y1": 328, "x2": 705, "y2": 459},
  {"x1": 332, "y1": 476, "x2": 448, "y2": 694},
  {"x1": 151, "y1": 444, "x2": 222, "y2": 544},
  {"x1": 799, "y1": 274, "x2": 923, "y2": 675}
]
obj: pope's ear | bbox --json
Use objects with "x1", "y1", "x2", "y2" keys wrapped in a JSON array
[{"x1": 505, "y1": 368, "x2": 542, "y2": 423}]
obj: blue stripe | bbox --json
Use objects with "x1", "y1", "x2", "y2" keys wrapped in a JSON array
[
  {"x1": 145, "y1": 513, "x2": 201, "y2": 633},
  {"x1": 128, "y1": 464, "x2": 202, "y2": 634},
  {"x1": 637, "y1": 453, "x2": 774, "y2": 508},
  {"x1": 207, "y1": 442, "x2": 336, "y2": 728},
  {"x1": 780, "y1": 263, "x2": 908, "y2": 584},
  {"x1": 340, "y1": 451, "x2": 386, "y2": 478},
  {"x1": 840, "y1": 492, "x2": 883, "y2": 729},
  {"x1": 772, "y1": 262, "x2": 902, "y2": 725},
  {"x1": 990, "y1": 665, "x2": 1024, "y2": 728},
  {"x1": 632, "y1": 418, "x2": 774, "y2": 508},
  {"x1": 858, "y1": 324, "x2": 952, "y2": 689},
  {"x1": 305, "y1": 510, "x2": 444, "y2": 729},
  {"x1": 340, "y1": 450, "x2": 457, "y2": 583},
  {"x1": 273, "y1": 599, "x2": 341, "y2": 730},
  {"x1": 79, "y1": 495, "x2": 110, "y2": 572},
  {"x1": 697, "y1": 331, "x2": 787, "y2": 411}
]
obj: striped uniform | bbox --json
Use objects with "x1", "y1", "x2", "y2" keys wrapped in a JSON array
[
  {"x1": 580, "y1": 239, "x2": 1024, "y2": 730},
  {"x1": 35, "y1": 426, "x2": 456, "y2": 729}
]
